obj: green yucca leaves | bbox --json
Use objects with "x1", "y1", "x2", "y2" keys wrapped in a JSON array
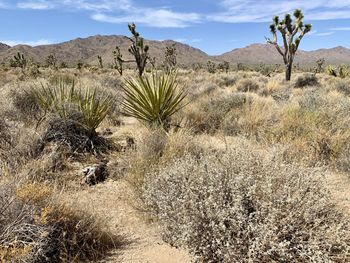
[
  {"x1": 122, "y1": 71, "x2": 187, "y2": 128},
  {"x1": 31, "y1": 79, "x2": 113, "y2": 135}
]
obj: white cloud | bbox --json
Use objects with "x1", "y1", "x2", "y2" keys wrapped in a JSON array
[
  {"x1": 17, "y1": 0, "x2": 54, "y2": 9},
  {"x1": 331, "y1": 27, "x2": 350, "y2": 31},
  {"x1": 209, "y1": 0, "x2": 350, "y2": 22},
  {"x1": 0, "y1": 39, "x2": 54, "y2": 46},
  {"x1": 16, "y1": 0, "x2": 201, "y2": 27},
  {"x1": 13, "y1": 0, "x2": 350, "y2": 28},
  {"x1": 92, "y1": 9, "x2": 201, "y2": 28},
  {"x1": 314, "y1": 32, "x2": 335, "y2": 36}
]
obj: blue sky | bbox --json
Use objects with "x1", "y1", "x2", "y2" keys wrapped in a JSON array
[{"x1": 0, "y1": 0, "x2": 350, "y2": 55}]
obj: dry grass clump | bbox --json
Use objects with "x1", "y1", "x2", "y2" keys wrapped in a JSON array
[
  {"x1": 216, "y1": 74, "x2": 238, "y2": 87},
  {"x1": 332, "y1": 79, "x2": 350, "y2": 95},
  {"x1": 127, "y1": 127, "x2": 203, "y2": 194},
  {"x1": 144, "y1": 143, "x2": 350, "y2": 262},
  {"x1": 184, "y1": 92, "x2": 252, "y2": 134},
  {"x1": 294, "y1": 73, "x2": 319, "y2": 88},
  {"x1": 0, "y1": 180, "x2": 118, "y2": 263},
  {"x1": 222, "y1": 95, "x2": 278, "y2": 138},
  {"x1": 236, "y1": 78, "x2": 260, "y2": 92}
]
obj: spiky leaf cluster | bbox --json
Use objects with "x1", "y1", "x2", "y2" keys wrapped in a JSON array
[{"x1": 122, "y1": 71, "x2": 187, "y2": 129}]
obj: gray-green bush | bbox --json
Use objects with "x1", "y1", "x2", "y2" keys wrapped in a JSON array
[{"x1": 144, "y1": 144, "x2": 350, "y2": 262}]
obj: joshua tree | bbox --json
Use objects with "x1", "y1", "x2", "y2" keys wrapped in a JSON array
[
  {"x1": 207, "y1": 61, "x2": 216, "y2": 74},
  {"x1": 45, "y1": 54, "x2": 57, "y2": 69},
  {"x1": 97, "y1": 55, "x2": 103, "y2": 69},
  {"x1": 114, "y1": 23, "x2": 150, "y2": 76},
  {"x1": 76, "y1": 60, "x2": 84, "y2": 70},
  {"x1": 163, "y1": 44, "x2": 177, "y2": 73},
  {"x1": 149, "y1": 56, "x2": 157, "y2": 69},
  {"x1": 314, "y1": 58, "x2": 325, "y2": 74},
  {"x1": 266, "y1": 9, "x2": 312, "y2": 81},
  {"x1": 113, "y1": 46, "x2": 124, "y2": 75},
  {"x1": 218, "y1": 61, "x2": 229, "y2": 73},
  {"x1": 10, "y1": 52, "x2": 27, "y2": 69}
]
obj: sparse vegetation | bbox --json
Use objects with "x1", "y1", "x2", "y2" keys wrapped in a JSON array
[{"x1": 1, "y1": 17, "x2": 350, "y2": 263}]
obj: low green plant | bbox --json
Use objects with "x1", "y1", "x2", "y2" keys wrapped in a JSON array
[
  {"x1": 122, "y1": 71, "x2": 187, "y2": 129},
  {"x1": 31, "y1": 79, "x2": 113, "y2": 136}
]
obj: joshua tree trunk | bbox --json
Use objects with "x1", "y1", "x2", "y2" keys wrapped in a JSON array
[{"x1": 286, "y1": 63, "x2": 292, "y2": 81}]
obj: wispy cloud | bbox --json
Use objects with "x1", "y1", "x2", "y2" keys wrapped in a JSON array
[
  {"x1": 173, "y1": 38, "x2": 202, "y2": 43},
  {"x1": 92, "y1": 10, "x2": 201, "y2": 28},
  {"x1": 330, "y1": 27, "x2": 350, "y2": 31},
  {"x1": 209, "y1": 0, "x2": 350, "y2": 23},
  {"x1": 314, "y1": 32, "x2": 335, "y2": 36},
  {"x1": 16, "y1": 0, "x2": 201, "y2": 28},
  {"x1": 0, "y1": 39, "x2": 54, "y2": 46},
  {"x1": 17, "y1": 1, "x2": 53, "y2": 9},
  {"x1": 12, "y1": 0, "x2": 350, "y2": 28}
]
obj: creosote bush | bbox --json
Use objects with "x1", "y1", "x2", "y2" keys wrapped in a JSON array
[{"x1": 144, "y1": 143, "x2": 350, "y2": 262}]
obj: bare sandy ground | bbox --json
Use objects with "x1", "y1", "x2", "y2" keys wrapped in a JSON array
[{"x1": 71, "y1": 179, "x2": 193, "y2": 263}]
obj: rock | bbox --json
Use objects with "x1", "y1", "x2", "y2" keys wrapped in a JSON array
[{"x1": 82, "y1": 161, "x2": 108, "y2": 186}]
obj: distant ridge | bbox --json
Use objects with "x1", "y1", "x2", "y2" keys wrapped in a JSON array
[{"x1": 0, "y1": 35, "x2": 349, "y2": 66}]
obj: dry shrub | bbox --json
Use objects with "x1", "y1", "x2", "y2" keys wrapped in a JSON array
[
  {"x1": 294, "y1": 73, "x2": 319, "y2": 88},
  {"x1": 222, "y1": 95, "x2": 278, "y2": 139},
  {"x1": 0, "y1": 181, "x2": 118, "y2": 263},
  {"x1": 333, "y1": 79, "x2": 350, "y2": 95},
  {"x1": 0, "y1": 120, "x2": 37, "y2": 174},
  {"x1": 144, "y1": 144, "x2": 350, "y2": 262},
  {"x1": 216, "y1": 75, "x2": 238, "y2": 87},
  {"x1": 236, "y1": 78, "x2": 260, "y2": 92},
  {"x1": 38, "y1": 116, "x2": 111, "y2": 155},
  {"x1": 9, "y1": 88, "x2": 43, "y2": 125},
  {"x1": 184, "y1": 92, "x2": 252, "y2": 134},
  {"x1": 128, "y1": 127, "x2": 203, "y2": 193}
]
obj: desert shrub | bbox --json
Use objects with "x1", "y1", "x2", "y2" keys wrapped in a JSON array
[
  {"x1": 144, "y1": 145, "x2": 350, "y2": 262},
  {"x1": 0, "y1": 121, "x2": 37, "y2": 174},
  {"x1": 38, "y1": 116, "x2": 110, "y2": 155},
  {"x1": 0, "y1": 181, "x2": 118, "y2": 263},
  {"x1": 222, "y1": 95, "x2": 278, "y2": 138},
  {"x1": 122, "y1": 71, "x2": 187, "y2": 129},
  {"x1": 185, "y1": 92, "x2": 252, "y2": 134},
  {"x1": 236, "y1": 78, "x2": 260, "y2": 92},
  {"x1": 216, "y1": 75, "x2": 238, "y2": 87},
  {"x1": 9, "y1": 88, "x2": 43, "y2": 125},
  {"x1": 294, "y1": 73, "x2": 319, "y2": 88},
  {"x1": 333, "y1": 79, "x2": 350, "y2": 95}
]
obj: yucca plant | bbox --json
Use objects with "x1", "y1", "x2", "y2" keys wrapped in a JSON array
[
  {"x1": 122, "y1": 71, "x2": 187, "y2": 129},
  {"x1": 31, "y1": 79, "x2": 113, "y2": 136}
]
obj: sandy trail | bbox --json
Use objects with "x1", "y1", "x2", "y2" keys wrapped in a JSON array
[{"x1": 71, "y1": 179, "x2": 192, "y2": 263}]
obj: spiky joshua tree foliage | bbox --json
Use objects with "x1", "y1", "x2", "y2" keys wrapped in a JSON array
[
  {"x1": 127, "y1": 23, "x2": 150, "y2": 76},
  {"x1": 266, "y1": 9, "x2": 312, "y2": 81},
  {"x1": 112, "y1": 47, "x2": 123, "y2": 75}
]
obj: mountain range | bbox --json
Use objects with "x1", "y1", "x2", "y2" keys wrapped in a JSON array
[{"x1": 0, "y1": 35, "x2": 349, "y2": 67}]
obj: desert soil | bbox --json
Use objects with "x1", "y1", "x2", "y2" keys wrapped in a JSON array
[{"x1": 71, "y1": 179, "x2": 193, "y2": 263}]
